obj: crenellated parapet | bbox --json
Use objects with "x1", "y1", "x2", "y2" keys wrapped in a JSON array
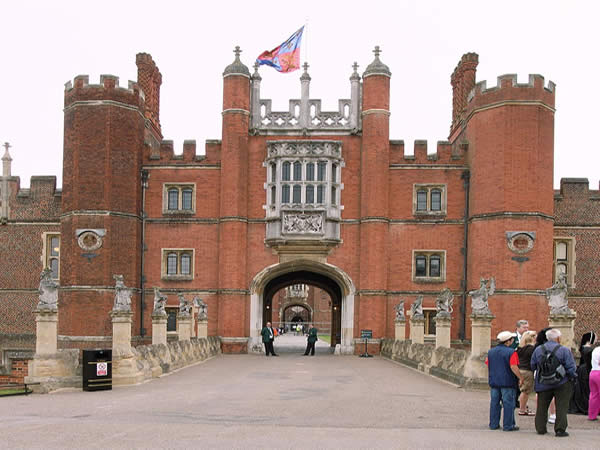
[
  {"x1": 4, "y1": 176, "x2": 61, "y2": 221},
  {"x1": 145, "y1": 139, "x2": 221, "y2": 164},
  {"x1": 64, "y1": 74, "x2": 145, "y2": 110},
  {"x1": 466, "y1": 73, "x2": 555, "y2": 113},
  {"x1": 389, "y1": 140, "x2": 466, "y2": 165},
  {"x1": 251, "y1": 62, "x2": 361, "y2": 134},
  {"x1": 554, "y1": 178, "x2": 600, "y2": 226}
]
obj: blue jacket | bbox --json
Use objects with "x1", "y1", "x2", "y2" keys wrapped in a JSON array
[
  {"x1": 487, "y1": 344, "x2": 518, "y2": 388},
  {"x1": 530, "y1": 341, "x2": 576, "y2": 392}
]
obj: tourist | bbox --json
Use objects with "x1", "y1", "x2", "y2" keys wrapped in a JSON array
[
  {"x1": 261, "y1": 322, "x2": 278, "y2": 356},
  {"x1": 486, "y1": 331, "x2": 522, "y2": 431},
  {"x1": 569, "y1": 331, "x2": 596, "y2": 414},
  {"x1": 304, "y1": 324, "x2": 318, "y2": 356},
  {"x1": 589, "y1": 344, "x2": 600, "y2": 421},
  {"x1": 517, "y1": 330, "x2": 537, "y2": 416},
  {"x1": 531, "y1": 328, "x2": 576, "y2": 437},
  {"x1": 535, "y1": 326, "x2": 556, "y2": 423},
  {"x1": 510, "y1": 320, "x2": 529, "y2": 349}
]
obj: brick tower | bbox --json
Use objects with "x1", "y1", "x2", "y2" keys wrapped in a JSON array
[
  {"x1": 358, "y1": 47, "x2": 391, "y2": 337},
  {"x1": 60, "y1": 74, "x2": 146, "y2": 346},
  {"x1": 218, "y1": 47, "x2": 251, "y2": 349},
  {"x1": 450, "y1": 54, "x2": 556, "y2": 336}
]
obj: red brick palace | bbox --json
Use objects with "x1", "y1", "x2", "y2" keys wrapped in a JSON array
[{"x1": 1, "y1": 48, "x2": 599, "y2": 376}]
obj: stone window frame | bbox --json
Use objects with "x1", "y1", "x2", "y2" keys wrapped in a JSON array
[
  {"x1": 412, "y1": 250, "x2": 446, "y2": 283},
  {"x1": 162, "y1": 183, "x2": 196, "y2": 215},
  {"x1": 269, "y1": 158, "x2": 337, "y2": 207},
  {"x1": 265, "y1": 152, "x2": 343, "y2": 214},
  {"x1": 553, "y1": 237, "x2": 576, "y2": 287},
  {"x1": 161, "y1": 248, "x2": 195, "y2": 281},
  {"x1": 423, "y1": 308, "x2": 437, "y2": 336},
  {"x1": 413, "y1": 184, "x2": 447, "y2": 216},
  {"x1": 42, "y1": 232, "x2": 60, "y2": 280}
]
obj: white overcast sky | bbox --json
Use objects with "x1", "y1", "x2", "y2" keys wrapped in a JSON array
[{"x1": 1, "y1": 0, "x2": 598, "y2": 189}]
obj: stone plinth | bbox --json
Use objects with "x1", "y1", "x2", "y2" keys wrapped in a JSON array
[
  {"x1": 197, "y1": 319, "x2": 208, "y2": 339},
  {"x1": 178, "y1": 314, "x2": 192, "y2": 341},
  {"x1": 111, "y1": 310, "x2": 143, "y2": 386},
  {"x1": 35, "y1": 309, "x2": 58, "y2": 355},
  {"x1": 548, "y1": 312, "x2": 577, "y2": 351},
  {"x1": 471, "y1": 314, "x2": 494, "y2": 356},
  {"x1": 152, "y1": 314, "x2": 167, "y2": 346},
  {"x1": 434, "y1": 315, "x2": 451, "y2": 348},
  {"x1": 410, "y1": 317, "x2": 425, "y2": 344},
  {"x1": 395, "y1": 320, "x2": 406, "y2": 341}
]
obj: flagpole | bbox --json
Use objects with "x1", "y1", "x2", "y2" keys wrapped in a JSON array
[{"x1": 304, "y1": 18, "x2": 309, "y2": 66}]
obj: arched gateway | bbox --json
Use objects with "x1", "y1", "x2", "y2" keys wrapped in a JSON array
[{"x1": 250, "y1": 260, "x2": 355, "y2": 354}]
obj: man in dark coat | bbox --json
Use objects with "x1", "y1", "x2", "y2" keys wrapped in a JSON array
[
  {"x1": 486, "y1": 331, "x2": 523, "y2": 431},
  {"x1": 531, "y1": 328, "x2": 576, "y2": 437},
  {"x1": 304, "y1": 324, "x2": 318, "y2": 356},
  {"x1": 261, "y1": 321, "x2": 278, "y2": 356}
]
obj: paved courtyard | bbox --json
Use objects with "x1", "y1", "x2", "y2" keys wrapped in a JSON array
[{"x1": 1, "y1": 347, "x2": 598, "y2": 449}]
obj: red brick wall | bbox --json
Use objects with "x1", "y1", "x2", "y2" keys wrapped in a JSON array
[
  {"x1": 554, "y1": 179, "x2": 600, "y2": 342},
  {"x1": 0, "y1": 358, "x2": 30, "y2": 385}
]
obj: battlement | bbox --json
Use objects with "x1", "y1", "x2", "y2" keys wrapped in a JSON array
[
  {"x1": 145, "y1": 139, "x2": 221, "y2": 164},
  {"x1": 2, "y1": 175, "x2": 61, "y2": 222},
  {"x1": 389, "y1": 140, "x2": 466, "y2": 165},
  {"x1": 556, "y1": 178, "x2": 600, "y2": 199},
  {"x1": 554, "y1": 178, "x2": 600, "y2": 226},
  {"x1": 250, "y1": 62, "x2": 361, "y2": 134},
  {"x1": 467, "y1": 73, "x2": 555, "y2": 111},
  {"x1": 64, "y1": 74, "x2": 145, "y2": 109}
]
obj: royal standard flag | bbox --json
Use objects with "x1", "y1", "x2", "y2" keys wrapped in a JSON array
[{"x1": 256, "y1": 27, "x2": 304, "y2": 73}]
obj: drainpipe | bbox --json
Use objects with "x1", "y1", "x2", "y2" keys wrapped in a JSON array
[
  {"x1": 140, "y1": 169, "x2": 149, "y2": 338},
  {"x1": 460, "y1": 170, "x2": 470, "y2": 341}
]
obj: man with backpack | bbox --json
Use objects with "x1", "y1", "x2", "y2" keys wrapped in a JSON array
[
  {"x1": 530, "y1": 328, "x2": 576, "y2": 437},
  {"x1": 486, "y1": 331, "x2": 523, "y2": 431}
]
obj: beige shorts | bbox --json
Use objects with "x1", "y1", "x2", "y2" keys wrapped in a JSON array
[{"x1": 519, "y1": 369, "x2": 534, "y2": 394}]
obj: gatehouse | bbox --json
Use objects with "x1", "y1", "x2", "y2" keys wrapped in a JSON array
[{"x1": 1, "y1": 47, "x2": 600, "y2": 386}]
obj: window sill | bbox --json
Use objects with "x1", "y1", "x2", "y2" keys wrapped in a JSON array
[
  {"x1": 162, "y1": 210, "x2": 195, "y2": 215},
  {"x1": 413, "y1": 277, "x2": 445, "y2": 284},
  {"x1": 161, "y1": 275, "x2": 194, "y2": 281},
  {"x1": 413, "y1": 212, "x2": 447, "y2": 217}
]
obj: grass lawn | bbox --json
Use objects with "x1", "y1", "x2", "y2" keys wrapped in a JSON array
[
  {"x1": 0, "y1": 388, "x2": 27, "y2": 396},
  {"x1": 318, "y1": 334, "x2": 331, "y2": 344}
]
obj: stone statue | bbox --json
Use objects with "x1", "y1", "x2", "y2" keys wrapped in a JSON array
[
  {"x1": 194, "y1": 296, "x2": 208, "y2": 321},
  {"x1": 152, "y1": 287, "x2": 167, "y2": 316},
  {"x1": 112, "y1": 274, "x2": 132, "y2": 312},
  {"x1": 178, "y1": 293, "x2": 192, "y2": 317},
  {"x1": 410, "y1": 296, "x2": 424, "y2": 319},
  {"x1": 37, "y1": 268, "x2": 59, "y2": 311},
  {"x1": 469, "y1": 277, "x2": 495, "y2": 316},
  {"x1": 545, "y1": 274, "x2": 573, "y2": 315},
  {"x1": 394, "y1": 300, "x2": 406, "y2": 322},
  {"x1": 436, "y1": 288, "x2": 454, "y2": 318}
]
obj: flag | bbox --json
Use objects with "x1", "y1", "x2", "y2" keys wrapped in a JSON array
[{"x1": 256, "y1": 27, "x2": 304, "y2": 73}]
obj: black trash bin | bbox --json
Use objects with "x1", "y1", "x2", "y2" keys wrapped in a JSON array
[{"x1": 82, "y1": 349, "x2": 112, "y2": 391}]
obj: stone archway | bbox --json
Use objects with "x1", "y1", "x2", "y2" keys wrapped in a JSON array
[
  {"x1": 281, "y1": 303, "x2": 313, "y2": 324},
  {"x1": 250, "y1": 260, "x2": 355, "y2": 354}
]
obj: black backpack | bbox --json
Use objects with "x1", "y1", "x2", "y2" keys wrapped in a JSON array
[{"x1": 537, "y1": 344, "x2": 567, "y2": 385}]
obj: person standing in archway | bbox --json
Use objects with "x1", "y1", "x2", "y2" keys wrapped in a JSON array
[
  {"x1": 261, "y1": 322, "x2": 278, "y2": 356},
  {"x1": 304, "y1": 323, "x2": 318, "y2": 356}
]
